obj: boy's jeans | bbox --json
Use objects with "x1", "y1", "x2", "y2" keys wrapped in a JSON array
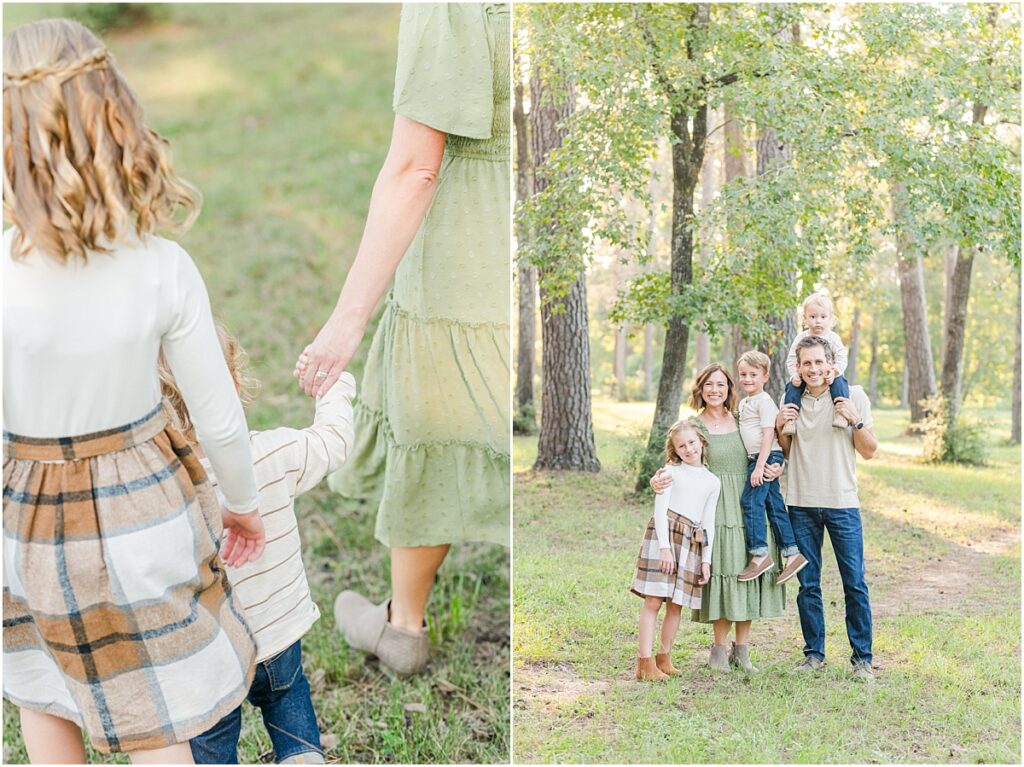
[
  {"x1": 789, "y1": 506, "x2": 873, "y2": 666},
  {"x1": 190, "y1": 640, "x2": 324, "y2": 764},
  {"x1": 783, "y1": 373, "x2": 850, "y2": 408},
  {"x1": 740, "y1": 450, "x2": 799, "y2": 558}
]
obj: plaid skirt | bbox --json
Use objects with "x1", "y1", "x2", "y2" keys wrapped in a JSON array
[
  {"x1": 2, "y1": 404, "x2": 256, "y2": 754},
  {"x1": 630, "y1": 510, "x2": 707, "y2": 609}
]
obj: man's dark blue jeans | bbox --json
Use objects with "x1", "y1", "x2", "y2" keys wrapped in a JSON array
[
  {"x1": 784, "y1": 373, "x2": 850, "y2": 408},
  {"x1": 190, "y1": 640, "x2": 323, "y2": 764},
  {"x1": 789, "y1": 506, "x2": 873, "y2": 666},
  {"x1": 740, "y1": 450, "x2": 798, "y2": 557}
]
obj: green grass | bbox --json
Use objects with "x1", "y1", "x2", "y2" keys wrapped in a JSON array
[
  {"x1": 2, "y1": 5, "x2": 508, "y2": 763},
  {"x1": 513, "y1": 399, "x2": 1020, "y2": 763}
]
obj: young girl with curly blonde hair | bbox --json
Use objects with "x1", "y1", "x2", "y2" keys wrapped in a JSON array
[
  {"x1": 3, "y1": 19, "x2": 265, "y2": 763},
  {"x1": 630, "y1": 419, "x2": 720, "y2": 680}
]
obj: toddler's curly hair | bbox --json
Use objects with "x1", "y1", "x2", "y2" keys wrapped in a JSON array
[{"x1": 3, "y1": 18, "x2": 200, "y2": 263}]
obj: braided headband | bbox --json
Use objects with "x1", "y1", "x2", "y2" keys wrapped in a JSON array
[{"x1": 3, "y1": 48, "x2": 110, "y2": 89}]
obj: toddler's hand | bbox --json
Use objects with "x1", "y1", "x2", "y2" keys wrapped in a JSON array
[
  {"x1": 698, "y1": 562, "x2": 711, "y2": 585},
  {"x1": 659, "y1": 548, "x2": 676, "y2": 574},
  {"x1": 221, "y1": 508, "x2": 266, "y2": 567},
  {"x1": 825, "y1": 369, "x2": 836, "y2": 385},
  {"x1": 791, "y1": 374, "x2": 802, "y2": 387}
]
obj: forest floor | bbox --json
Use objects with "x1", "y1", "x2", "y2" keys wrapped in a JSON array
[
  {"x1": 2, "y1": 5, "x2": 508, "y2": 764},
  {"x1": 513, "y1": 401, "x2": 1020, "y2": 764}
]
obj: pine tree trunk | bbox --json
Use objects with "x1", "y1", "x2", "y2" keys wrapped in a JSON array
[
  {"x1": 723, "y1": 99, "x2": 747, "y2": 377},
  {"x1": 530, "y1": 70, "x2": 599, "y2": 471},
  {"x1": 513, "y1": 47, "x2": 536, "y2": 432},
  {"x1": 893, "y1": 183, "x2": 936, "y2": 425},
  {"x1": 939, "y1": 102, "x2": 987, "y2": 418}
]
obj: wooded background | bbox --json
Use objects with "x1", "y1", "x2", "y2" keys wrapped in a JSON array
[{"x1": 514, "y1": 2, "x2": 1021, "y2": 486}]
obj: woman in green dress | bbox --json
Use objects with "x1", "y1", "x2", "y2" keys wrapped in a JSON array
[
  {"x1": 295, "y1": 3, "x2": 509, "y2": 676},
  {"x1": 653, "y1": 364, "x2": 786, "y2": 672}
]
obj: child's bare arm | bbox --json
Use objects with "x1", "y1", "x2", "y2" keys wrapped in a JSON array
[{"x1": 751, "y1": 426, "x2": 774, "y2": 487}]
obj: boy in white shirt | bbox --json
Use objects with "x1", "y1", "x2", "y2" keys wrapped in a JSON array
[
  {"x1": 782, "y1": 292, "x2": 850, "y2": 435},
  {"x1": 158, "y1": 322, "x2": 355, "y2": 765},
  {"x1": 736, "y1": 351, "x2": 807, "y2": 585}
]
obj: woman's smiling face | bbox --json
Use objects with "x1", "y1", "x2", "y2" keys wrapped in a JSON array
[{"x1": 701, "y1": 369, "x2": 729, "y2": 407}]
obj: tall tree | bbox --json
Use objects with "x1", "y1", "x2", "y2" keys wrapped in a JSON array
[
  {"x1": 513, "y1": 39, "x2": 536, "y2": 434},
  {"x1": 529, "y1": 61, "x2": 600, "y2": 471}
]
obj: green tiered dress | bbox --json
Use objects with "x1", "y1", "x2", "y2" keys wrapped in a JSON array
[
  {"x1": 329, "y1": 3, "x2": 510, "y2": 548},
  {"x1": 692, "y1": 421, "x2": 787, "y2": 623}
]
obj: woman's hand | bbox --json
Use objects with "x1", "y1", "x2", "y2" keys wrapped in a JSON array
[
  {"x1": 220, "y1": 508, "x2": 266, "y2": 567},
  {"x1": 698, "y1": 562, "x2": 711, "y2": 585},
  {"x1": 659, "y1": 547, "x2": 676, "y2": 574},
  {"x1": 650, "y1": 467, "x2": 672, "y2": 494},
  {"x1": 762, "y1": 461, "x2": 784, "y2": 482},
  {"x1": 751, "y1": 462, "x2": 766, "y2": 488},
  {"x1": 294, "y1": 315, "x2": 362, "y2": 399}
]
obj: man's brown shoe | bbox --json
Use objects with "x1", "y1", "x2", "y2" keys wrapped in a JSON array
[
  {"x1": 737, "y1": 555, "x2": 774, "y2": 582},
  {"x1": 776, "y1": 553, "x2": 808, "y2": 585},
  {"x1": 636, "y1": 656, "x2": 669, "y2": 681},
  {"x1": 655, "y1": 652, "x2": 681, "y2": 676}
]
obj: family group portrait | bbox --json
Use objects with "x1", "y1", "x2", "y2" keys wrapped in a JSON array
[
  {"x1": 512, "y1": 2, "x2": 1021, "y2": 764},
  {"x1": 3, "y1": 2, "x2": 509, "y2": 764}
]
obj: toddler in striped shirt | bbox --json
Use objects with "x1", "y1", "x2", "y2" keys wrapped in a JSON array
[{"x1": 158, "y1": 321, "x2": 355, "y2": 764}]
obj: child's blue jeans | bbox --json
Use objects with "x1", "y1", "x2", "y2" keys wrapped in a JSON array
[
  {"x1": 190, "y1": 640, "x2": 323, "y2": 764},
  {"x1": 740, "y1": 450, "x2": 799, "y2": 558},
  {"x1": 783, "y1": 374, "x2": 850, "y2": 408}
]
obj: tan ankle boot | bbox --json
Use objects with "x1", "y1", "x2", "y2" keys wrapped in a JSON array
[
  {"x1": 708, "y1": 644, "x2": 731, "y2": 672},
  {"x1": 655, "y1": 652, "x2": 681, "y2": 676},
  {"x1": 636, "y1": 656, "x2": 669, "y2": 681},
  {"x1": 334, "y1": 591, "x2": 429, "y2": 677}
]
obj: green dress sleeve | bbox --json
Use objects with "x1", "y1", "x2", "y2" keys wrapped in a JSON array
[{"x1": 392, "y1": 2, "x2": 494, "y2": 139}]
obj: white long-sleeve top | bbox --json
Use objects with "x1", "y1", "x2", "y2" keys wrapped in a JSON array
[
  {"x1": 199, "y1": 374, "x2": 356, "y2": 661},
  {"x1": 786, "y1": 329, "x2": 848, "y2": 378},
  {"x1": 653, "y1": 463, "x2": 721, "y2": 564},
  {"x1": 2, "y1": 228, "x2": 258, "y2": 513}
]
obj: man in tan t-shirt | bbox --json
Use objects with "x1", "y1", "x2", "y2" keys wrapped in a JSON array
[{"x1": 777, "y1": 335, "x2": 879, "y2": 682}]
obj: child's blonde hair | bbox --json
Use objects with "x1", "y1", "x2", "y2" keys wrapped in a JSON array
[
  {"x1": 737, "y1": 350, "x2": 771, "y2": 375},
  {"x1": 3, "y1": 19, "x2": 201, "y2": 263},
  {"x1": 664, "y1": 419, "x2": 708, "y2": 467},
  {"x1": 801, "y1": 292, "x2": 836, "y2": 327},
  {"x1": 158, "y1": 320, "x2": 258, "y2": 443}
]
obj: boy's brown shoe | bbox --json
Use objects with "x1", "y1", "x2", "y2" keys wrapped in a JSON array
[
  {"x1": 737, "y1": 555, "x2": 774, "y2": 582},
  {"x1": 776, "y1": 553, "x2": 809, "y2": 585},
  {"x1": 832, "y1": 411, "x2": 849, "y2": 428},
  {"x1": 782, "y1": 418, "x2": 797, "y2": 436}
]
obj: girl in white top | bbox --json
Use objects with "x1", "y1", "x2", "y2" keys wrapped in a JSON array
[
  {"x1": 3, "y1": 19, "x2": 264, "y2": 763},
  {"x1": 630, "y1": 420, "x2": 720, "y2": 680}
]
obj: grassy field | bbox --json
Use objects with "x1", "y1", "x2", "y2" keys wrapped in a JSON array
[
  {"x1": 2, "y1": 4, "x2": 508, "y2": 763},
  {"x1": 513, "y1": 399, "x2": 1021, "y2": 763}
]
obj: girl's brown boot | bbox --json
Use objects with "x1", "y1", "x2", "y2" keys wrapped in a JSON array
[
  {"x1": 655, "y1": 652, "x2": 681, "y2": 676},
  {"x1": 636, "y1": 656, "x2": 669, "y2": 681}
]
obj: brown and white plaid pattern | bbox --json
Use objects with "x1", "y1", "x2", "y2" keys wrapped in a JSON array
[
  {"x1": 630, "y1": 510, "x2": 706, "y2": 609},
  {"x1": 3, "y1": 404, "x2": 255, "y2": 754}
]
